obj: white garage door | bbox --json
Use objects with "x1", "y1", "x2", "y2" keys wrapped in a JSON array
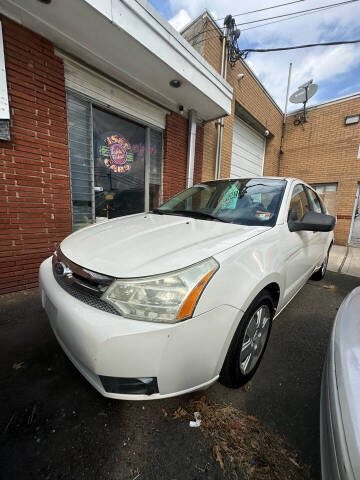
[{"x1": 230, "y1": 117, "x2": 265, "y2": 178}]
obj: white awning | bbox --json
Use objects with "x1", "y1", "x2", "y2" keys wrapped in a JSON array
[{"x1": 0, "y1": 0, "x2": 233, "y2": 121}]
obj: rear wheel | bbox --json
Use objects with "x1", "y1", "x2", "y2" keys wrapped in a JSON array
[{"x1": 219, "y1": 291, "x2": 274, "y2": 388}]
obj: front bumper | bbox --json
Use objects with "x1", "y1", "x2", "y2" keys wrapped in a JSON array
[{"x1": 39, "y1": 257, "x2": 242, "y2": 400}]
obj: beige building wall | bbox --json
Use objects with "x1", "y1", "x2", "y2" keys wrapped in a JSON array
[
  {"x1": 184, "y1": 16, "x2": 283, "y2": 181},
  {"x1": 183, "y1": 12, "x2": 360, "y2": 245},
  {"x1": 281, "y1": 96, "x2": 360, "y2": 245}
]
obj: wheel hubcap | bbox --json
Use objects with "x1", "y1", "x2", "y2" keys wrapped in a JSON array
[{"x1": 239, "y1": 305, "x2": 271, "y2": 375}]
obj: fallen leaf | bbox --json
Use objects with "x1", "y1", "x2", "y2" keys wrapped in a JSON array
[
  {"x1": 289, "y1": 457, "x2": 300, "y2": 468},
  {"x1": 241, "y1": 382, "x2": 251, "y2": 392},
  {"x1": 228, "y1": 422, "x2": 243, "y2": 430},
  {"x1": 213, "y1": 444, "x2": 224, "y2": 470},
  {"x1": 219, "y1": 441, "x2": 229, "y2": 452},
  {"x1": 173, "y1": 407, "x2": 187, "y2": 419},
  {"x1": 12, "y1": 362, "x2": 24, "y2": 370},
  {"x1": 247, "y1": 415, "x2": 258, "y2": 422}
]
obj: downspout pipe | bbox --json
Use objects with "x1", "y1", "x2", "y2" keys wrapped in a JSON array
[
  {"x1": 215, "y1": 27, "x2": 228, "y2": 179},
  {"x1": 186, "y1": 109, "x2": 197, "y2": 188}
]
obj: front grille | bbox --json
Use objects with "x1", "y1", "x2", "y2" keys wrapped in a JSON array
[
  {"x1": 54, "y1": 274, "x2": 120, "y2": 316},
  {"x1": 53, "y1": 248, "x2": 120, "y2": 316}
]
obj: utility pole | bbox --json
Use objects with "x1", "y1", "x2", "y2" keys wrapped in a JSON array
[
  {"x1": 278, "y1": 62, "x2": 292, "y2": 175},
  {"x1": 284, "y1": 62, "x2": 292, "y2": 124},
  {"x1": 215, "y1": 17, "x2": 231, "y2": 180}
]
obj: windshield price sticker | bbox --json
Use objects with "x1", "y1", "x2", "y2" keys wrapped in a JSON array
[
  {"x1": 222, "y1": 184, "x2": 239, "y2": 209},
  {"x1": 256, "y1": 211, "x2": 271, "y2": 221}
]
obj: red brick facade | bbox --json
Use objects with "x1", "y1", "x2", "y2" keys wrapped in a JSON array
[
  {"x1": 0, "y1": 17, "x2": 71, "y2": 294},
  {"x1": 162, "y1": 111, "x2": 204, "y2": 201},
  {"x1": 0, "y1": 17, "x2": 206, "y2": 294}
]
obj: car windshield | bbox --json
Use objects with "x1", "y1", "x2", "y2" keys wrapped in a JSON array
[{"x1": 154, "y1": 178, "x2": 287, "y2": 227}]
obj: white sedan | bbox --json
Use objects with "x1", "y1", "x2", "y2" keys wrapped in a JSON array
[
  {"x1": 321, "y1": 287, "x2": 360, "y2": 479},
  {"x1": 40, "y1": 177, "x2": 335, "y2": 400}
]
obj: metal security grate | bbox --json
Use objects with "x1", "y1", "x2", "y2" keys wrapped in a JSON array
[{"x1": 55, "y1": 274, "x2": 120, "y2": 316}]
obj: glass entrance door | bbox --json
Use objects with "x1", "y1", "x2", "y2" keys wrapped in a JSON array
[
  {"x1": 350, "y1": 184, "x2": 360, "y2": 244},
  {"x1": 93, "y1": 107, "x2": 145, "y2": 221}
]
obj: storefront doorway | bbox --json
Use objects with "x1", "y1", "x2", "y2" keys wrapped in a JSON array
[
  {"x1": 350, "y1": 184, "x2": 360, "y2": 244},
  {"x1": 93, "y1": 108, "x2": 145, "y2": 221},
  {"x1": 67, "y1": 93, "x2": 163, "y2": 230}
]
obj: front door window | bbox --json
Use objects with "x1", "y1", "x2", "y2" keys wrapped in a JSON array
[{"x1": 93, "y1": 107, "x2": 145, "y2": 221}]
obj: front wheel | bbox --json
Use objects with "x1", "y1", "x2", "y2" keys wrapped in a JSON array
[{"x1": 219, "y1": 291, "x2": 274, "y2": 388}]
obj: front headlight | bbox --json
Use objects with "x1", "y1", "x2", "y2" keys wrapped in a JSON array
[{"x1": 102, "y1": 258, "x2": 219, "y2": 323}]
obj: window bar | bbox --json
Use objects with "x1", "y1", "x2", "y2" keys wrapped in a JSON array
[
  {"x1": 145, "y1": 127, "x2": 150, "y2": 212},
  {"x1": 90, "y1": 103, "x2": 96, "y2": 223}
]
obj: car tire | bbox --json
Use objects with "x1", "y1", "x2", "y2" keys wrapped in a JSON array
[
  {"x1": 311, "y1": 248, "x2": 330, "y2": 281},
  {"x1": 219, "y1": 290, "x2": 274, "y2": 388}
]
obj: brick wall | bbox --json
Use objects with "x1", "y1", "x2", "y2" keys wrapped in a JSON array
[
  {"x1": 162, "y1": 112, "x2": 204, "y2": 201},
  {"x1": 0, "y1": 16, "x2": 71, "y2": 294},
  {"x1": 195, "y1": 19, "x2": 283, "y2": 180},
  {"x1": 281, "y1": 96, "x2": 360, "y2": 245}
]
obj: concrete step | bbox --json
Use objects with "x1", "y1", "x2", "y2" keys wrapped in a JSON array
[{"x1": 328, "y1": 244, "x2": 360, "y2": 278}]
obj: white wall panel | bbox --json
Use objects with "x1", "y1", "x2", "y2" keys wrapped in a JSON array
[{"x1": 231, "y1": 117, "x2": 265, "y2": 178}]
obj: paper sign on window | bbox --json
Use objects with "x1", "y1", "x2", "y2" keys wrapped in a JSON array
[{"x1": 222, "y1": 184, "x2": 239, "y2": 209}]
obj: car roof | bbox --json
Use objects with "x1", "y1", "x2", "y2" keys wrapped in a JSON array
[{"x1": 199, "y1": 176, "x2": 296, "y2": 183}]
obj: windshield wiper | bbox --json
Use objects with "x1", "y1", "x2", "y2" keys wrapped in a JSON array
[{"x1": 152, "y1": 209, "x2": 229, "y2": 223}]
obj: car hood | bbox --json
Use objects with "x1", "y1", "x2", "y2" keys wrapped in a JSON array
[{"x1": 60, "y1": 213, "x2": 270, "y2": 277}]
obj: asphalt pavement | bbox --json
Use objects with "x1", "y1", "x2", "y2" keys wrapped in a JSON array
[{"x1": 1, "y1": 271, "x2": 359, "y2": 480}]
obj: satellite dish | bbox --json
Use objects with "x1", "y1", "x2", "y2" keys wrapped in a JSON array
[{"x1": 289, "y1": 81, "x2": 318, "y2": 104}]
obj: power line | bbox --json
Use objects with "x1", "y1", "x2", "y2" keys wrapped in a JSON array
[
  {"x1": 215, "y1": 0, "x2": 306, "y2": 21},
  {"x1": 235, "y1": 0, "x2": 360, "y2": 26},
  {"x1": 186, "y1": 25, "x2": 223, "y2": 45},
  {"x1": 241, "y1": 0, "x2": 352, "y2": 31},
  {"x1": 191, "y1": 34, "x2": 222, "y2": 48},
  {"x1": 187, "y1": 0, "x2": 359, "y2": 44},
  {"x1": 191, "y1": 1, "x2": 357, "y2": 47},
  {"x1": 239, "y1": 39, "x2": 360, "y2": 54}
]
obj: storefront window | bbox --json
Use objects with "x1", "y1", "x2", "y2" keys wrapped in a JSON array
[
  {"x1": 93, "y1": 107, "x2": 146, "y2": 220},
  {"x1": 66, "y1": 93, "x2": 163, "y2": 229},
  {"x1": 66, "y1": 93, "x2": 93, "y2": 230}
]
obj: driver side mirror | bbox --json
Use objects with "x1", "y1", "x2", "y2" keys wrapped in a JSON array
[{"x1": 288, "y1": 208, "x2": 336, "y2": 232}]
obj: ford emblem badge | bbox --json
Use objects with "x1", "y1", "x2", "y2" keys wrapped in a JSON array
[{"x1": 55, "y1": 262, "x2": 66, "y2": 276}]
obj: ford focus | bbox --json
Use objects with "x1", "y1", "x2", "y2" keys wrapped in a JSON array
[{"x1": 40, "y1": 177, "x2": 335, "y2": 400}]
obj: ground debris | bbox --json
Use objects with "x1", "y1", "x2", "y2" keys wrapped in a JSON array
[
  {"x1": 3, "y1": 413, "x2": 15, "y2": 434},
  {"x1": 172, "y1": 407, "x2": 187, "y2": 419},
  {"x1": 188, "y1": 399, "x2": 310, "y2": 480},
  {"x1": 189, "y1": 411, "x2": 201, "y2": 428},
  {"x1": 213, "y1": 444, "x2": 225, "y2": 470},
  {"x1": 28, "y1": 404, "x2": 37, "y2": 425},
  {"x1": 12, "y1": 361, "x2": 25, "y2": 370}
]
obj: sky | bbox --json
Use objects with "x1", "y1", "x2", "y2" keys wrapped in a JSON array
[{"x1": 148, "y1": 0, "x2": 360, "y2": 111}]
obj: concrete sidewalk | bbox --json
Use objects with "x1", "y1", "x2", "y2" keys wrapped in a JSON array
[{"x1": 328, "y1": 244, "x2": 360, "y2": 277}]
